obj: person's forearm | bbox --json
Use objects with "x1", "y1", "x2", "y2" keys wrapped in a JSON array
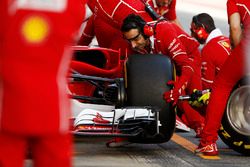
[
  {"x1": 229, "y1": 12, "x2": 242, "y2": 48},
  {"x1": 230, "y1": 25, "x2": 242, "y2": 48}
]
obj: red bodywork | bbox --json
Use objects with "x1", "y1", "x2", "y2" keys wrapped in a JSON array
[{"x1": 69, "y1": 46, "x2": 124, "y2": 100}]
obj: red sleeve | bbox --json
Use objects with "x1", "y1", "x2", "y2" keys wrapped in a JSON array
[
  {"x1": 227, "y1": 0, "x2": 238, "y2": 23},
  {"x1": 77, "y1": 15, "x2": 95, "y2": 46},
  {"x1": 164, "y1": 0, "x2": 177, "y2": 20},
  {"x1": 157, "y1": 23, "x2": 194, "y2": 87},
  {"x1": 171, "y1": 23, "x2": 200, "y2": 64}
]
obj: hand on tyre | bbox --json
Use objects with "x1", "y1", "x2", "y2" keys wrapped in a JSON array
[{"x1": 163, "y1": 80, "x2": 185, "y2": 106}]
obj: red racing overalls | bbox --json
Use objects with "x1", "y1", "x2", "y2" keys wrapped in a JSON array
[
  {"x1": 200, "y1": 0, "x2": 250, "y2": 145},
  {"x1": 201, "y1": 30, "x2": 231, "y2": 90},
  {"x1": 0, "y1": 0, "x2": 85, "y2": 166}
]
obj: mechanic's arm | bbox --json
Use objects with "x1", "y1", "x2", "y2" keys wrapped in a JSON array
[
  {"x1": 163, "y1": 38, "x2": 194, "y2": 105},
  {"x1": 172, "y1": 53, "x2": 194, "y2": 90},
  {"x1": 229, "y1": 12, "x2": 242, "y2": 48},
  {"x1": 163, "y1": 54, "x2": 194, "y2": 105},
  {"x1": 77, "y1": 15, "x2": 95, "y2": 46}
]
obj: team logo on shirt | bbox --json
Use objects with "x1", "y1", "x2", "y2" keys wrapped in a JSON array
[
  {"x1": 218, "y1": 40, "x2": 231, "y2": 55},
  {"x1": 21, "y1": 16, "x2": 49, "y2": 44},
  {"x1": 218, "y1": 41, "x2": 230, "y2": 48}
]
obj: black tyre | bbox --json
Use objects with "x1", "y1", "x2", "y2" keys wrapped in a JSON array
[
  {"x1": 125, "y1": 54, "x2": 176, "y2": 143},
  {"x1": 218, "y1": 75, "x2": 250, "y2": 155}
]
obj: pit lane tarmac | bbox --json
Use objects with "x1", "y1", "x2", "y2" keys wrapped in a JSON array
[{"x1": 73, "y1": 130, "x2": 249, "y2": 167}]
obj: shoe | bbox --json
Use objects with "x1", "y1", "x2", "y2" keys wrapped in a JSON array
[
  {"x1": 106, "y1": 137, "x2": 130, "y2": 148},
  {"x1": 195, "y1": 143, "x2": 218, "y2": 156},
  {"x1": 195, "y1": 124, "x2": 204, "y2": 138}
]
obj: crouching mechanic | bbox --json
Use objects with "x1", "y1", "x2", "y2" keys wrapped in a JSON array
[
  {"x1": 190, "y1": 13, "x2": 231, "y2": 90},
  {"x1": 0, "y1": 0, "x2": 85, "y2": 166},
  {"x1": 79, "y1": 0, "x2": 181, "y2": 61},
  {"x1": 195, "y1": 0, "x2": 250, "y2": 155},
  {"x1": 79, "y1": 0, "x2": 156, "y2": 71},
  {"x1": 121, "y1": 14, "x2": 205, "y2": 137}
]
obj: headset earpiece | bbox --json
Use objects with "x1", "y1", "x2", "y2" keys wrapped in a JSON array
[
  {"x1": 143, "y1": 24, "x2": 154, "y2": 37},
  {"x1": 195, "y1": 27, "x2": 208, "y2": 39}
]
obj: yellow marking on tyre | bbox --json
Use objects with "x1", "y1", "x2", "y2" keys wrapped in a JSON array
[
  {"x1": 171, "y1": 133, "x2": 221, "y2": 160},
  {"x1": 221, "y1": 130, "x2": 231, "y2": 139},
  {"x1": 244, "y1": 145, "x2": 250, "y2": 149},
  {"x1": 233, "y1": 141, "x2": 243, "y2": 146}
]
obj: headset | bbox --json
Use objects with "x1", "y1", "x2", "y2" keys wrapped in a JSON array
[
  {"x1": 121, "y1": 14, "x2": 165, "y2": 40},
  {"x1": 143, "y1": 18, "x2": 166, "y2": 37},
  {"x1": 191, "y1": 15, "x2": 208, "y2": 41},
  {"x1": 143, "y1": 24, "x2": 154, "y2": 37}
]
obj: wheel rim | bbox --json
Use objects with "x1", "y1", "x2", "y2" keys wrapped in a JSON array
[{"x1": 226, "y1": 86, "x2": 250, "y2": 136}]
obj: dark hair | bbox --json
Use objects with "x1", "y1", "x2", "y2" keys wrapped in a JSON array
[
  {"x1": 121, "y1": 14, "x2": 147, "y2": 36},
  {"x1": 192, "y1": 13, "x2": 216, "y2": 33}
]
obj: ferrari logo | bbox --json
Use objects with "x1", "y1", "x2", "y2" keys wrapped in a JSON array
[
  {"x1": 21, "y1": 16, "x2": 49, "y2": 44},
  {"x1": 218, "y1": 40, "x2": 231, "y2": 49},
  {"x1": 221, "y1": 41, "x2": 230, "y2": 48},
  {"x1": 218, "y1": 40, "x2": 231, "y2": 55}
]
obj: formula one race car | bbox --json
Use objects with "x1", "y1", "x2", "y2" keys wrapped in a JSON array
[
  {"x1": 69, "y1": 46, "x2": 176, "y2": 144},
  {"x1": 68, "y1": 46, "x2": 250, "y2": 155}
]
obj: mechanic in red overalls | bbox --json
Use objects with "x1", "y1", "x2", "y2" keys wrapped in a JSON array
[
  {"x1": 190, "y1": 13, "x2": 231, "y2": 90},
  {"x1": 79, "y1": 0, "x2": 181, "y2": 47},
  {"x1": 79, "y1": 0, "x2": 158, "y2": 55},
  {"x1": 121, "y1": 14, "x2": 205, "y2": 136},
  {"x1": 78, "y1": 0, "x2": 184, "y2": 62},
  {"x1": 0, "y1": 0, "x2": 85, "y2": 166},
  {"x1": 195, "y1": 0, "x2": 250, "y2": 155},
  {"x1": 79, "y1": 0, "x2": 155, "y2": 64}
]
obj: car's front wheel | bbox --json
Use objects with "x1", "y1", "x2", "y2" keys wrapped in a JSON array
[{"x1": 125, "y1": 54, "x2": 176, "y2": 143}]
